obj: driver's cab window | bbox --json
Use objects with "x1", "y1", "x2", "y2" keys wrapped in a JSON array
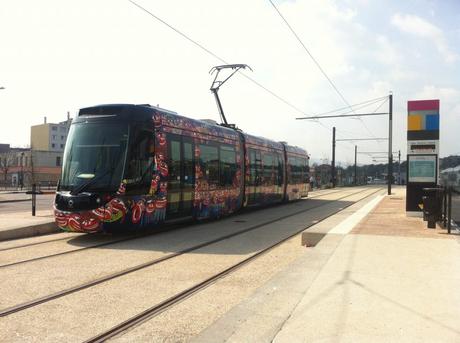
[{"x1": 124, "y1": 128, "x2": 154, "y2": 194}]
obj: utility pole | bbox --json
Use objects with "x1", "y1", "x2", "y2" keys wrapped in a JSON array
[
  {"x1": 388, "y1": 93, "x2": 393, "y2": 195},
  {"x1": 354, "y1": 145, "x2": 357, "y2": 186},
  {"x1": 331, "y1": 127, "x2": 336, "y2": 188}
]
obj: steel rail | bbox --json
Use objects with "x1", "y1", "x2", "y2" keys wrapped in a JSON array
[
  {"x1": 0, "y1": 187, "x2": 371, "y2": 317},
  {"x1": 85, "y1": 187, "x2": 384, "y2": 343},
  {"x1": 0, "y1": 236, "x2": 71, "y2": 252},
  {"x1": 0, "y1": 189, "x2": 342, "y2": 268}
]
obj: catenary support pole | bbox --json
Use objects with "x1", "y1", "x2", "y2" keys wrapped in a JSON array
[
  {"x1": 354, "y1": 145, "x2": 357, "y2": 186},
  {"x1": 332, "y1": 127, "x2": 336, "y2": 188},
  {"x1": 447, "y1": 187, "x2": 452, "y2": 234},
  {"x1": 31, "y1": 183, "x2": 36, "y2": 216},
  {"x1": 388, "y1": 93, "x2": 393, "y2": 195}
]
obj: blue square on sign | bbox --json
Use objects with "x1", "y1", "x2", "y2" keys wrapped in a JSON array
[{"x1": 426, "y1": 114, "x2": 439, "y2": 130}]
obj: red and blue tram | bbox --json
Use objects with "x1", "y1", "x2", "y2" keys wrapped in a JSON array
[{"x1": 54, "y1": 104, "x2": 310, "y2": 233}]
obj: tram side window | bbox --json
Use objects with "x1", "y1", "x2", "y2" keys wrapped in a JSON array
[
  {"x1": 200, "y1": 144, "x2": 219, "y2": 186},
  {"x1": 296, "y1": 157, "x2": 304, "y2": 183},
  {"x1": 249, "y1": 149, "x2": 256, "y2": 186},
  {"x1": 262, "y1": 153, "x2": 274, "y2": 186},
  {"x1": 183, "y1": 142, "x2": 194, "y2": 188},
  {"x1": 287, "y1": 156, "x2": 294, "y2": 183},
  {"x1": 276, "y1": 153, "x2": 284, "y2": 186},
  {"x1": 125, "y1": 130, "x2": 154, "y2": 194},
  {"x1": 168, "y1": 139, "x2": 181, "y2": 191},
  {"x1": 220, "y1": 145, "x2": 236, "y2": 187},
  {"x1": 301, "y1": 157, "x2": 309, "y2": 182},
  {"x1": 249, "y1": 149, "x2": 262, "y2": 186},
  {"x1": 288, "y1": 156, "x2": 303, "y2": 184}
]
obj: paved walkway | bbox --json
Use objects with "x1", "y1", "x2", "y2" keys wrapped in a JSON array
[{"x1": 195, "y1": 187, "x2": 460, "y2": 343}]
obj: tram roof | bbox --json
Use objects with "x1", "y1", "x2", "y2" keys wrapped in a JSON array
[{"x1": 76, "y1": 104, "x2": 308, "y2": 155}]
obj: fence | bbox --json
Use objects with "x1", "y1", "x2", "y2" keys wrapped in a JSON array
[
  {"x1": 440, "y1": 187, "x2": 459, "y2": 234},
  {"x1": 0, "y1": 180, "x2": 57, "y2": 191}
]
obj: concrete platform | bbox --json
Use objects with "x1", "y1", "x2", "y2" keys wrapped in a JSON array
[
  {"x1": 194, "y1": 187, "x2": 460, "y2": 343},
  {"x1": 0, "y1": 210, "x2": 57, "y2": 241}
]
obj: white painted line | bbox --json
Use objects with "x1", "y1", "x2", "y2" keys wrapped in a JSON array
[{"x1": 328, "y1": 194, "x2": 385, "y2": 235}]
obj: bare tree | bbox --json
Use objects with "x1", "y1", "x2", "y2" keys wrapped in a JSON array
[{"x1": 0, "y1": 151, "x2": 16, "y2": 189}]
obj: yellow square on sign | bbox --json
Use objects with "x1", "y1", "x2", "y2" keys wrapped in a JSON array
[{"x1": 408, "y1": 114, "x2": 422, "y2": 131}]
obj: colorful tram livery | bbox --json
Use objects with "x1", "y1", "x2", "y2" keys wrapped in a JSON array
[{"x1": 54, "y1": 104, "x2": 310, "y2": 233}]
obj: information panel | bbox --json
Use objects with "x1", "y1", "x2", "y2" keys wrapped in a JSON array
[{"x1": 408, "y1": 155, "x2": 437, "y2": 183}]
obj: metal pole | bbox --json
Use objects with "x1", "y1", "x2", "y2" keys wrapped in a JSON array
[
  {"x1": 443, "y1": 187, "x2": 447, "y2": 227},
  {"x1": 211, "y1": 89, "x2": 228, "y2": 125},
  {"x1": 398, "y1": 150, "x2": 401, "y2": 185},
  {"x1": 447, "y1": 187, "x2": 452, "y2": 234},
  {"x1": 31, "y1": 183, "x2": 36, "y2": 216},
  {"x1": 388, "y1": 93, "x2": 393, "y2": 195},
  {"x1": 354, "y1": 145, "x2": 357, "y2": 186},
  {"x1": 332, "y1": 127, "x2": 336, "y2": 188}
]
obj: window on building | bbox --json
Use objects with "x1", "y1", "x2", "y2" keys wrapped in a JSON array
[
  {"x1": 52, "y1": 143, "x2": 55, "y2": 148},
  {"x1": 56, "y1": 156, "x2": 61, "y2": 166},
  {"x1": 52, "y1": 126, "x2": 57, "y2": 131},
  {"x1": 60, "y1": 144, "x2": 64, "y2": 149}
]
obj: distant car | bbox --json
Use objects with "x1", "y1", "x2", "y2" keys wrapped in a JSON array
[{"x1": 372, "y1": 178, "x2": 386, "y2": 185}]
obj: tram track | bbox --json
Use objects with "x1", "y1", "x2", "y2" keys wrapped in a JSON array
[
  {"x1": 0, "y1": 187, "x2": 380, "y2": 319},
  {"x1": 0, "y1": 188, "x2": 345, "y2": 269},
  {"x1": 0, "y1": 188, "x2": 341, "y2": 252},
  {"x1": 0, "y1": 235, "x2": 72, "y2": 252},
  {"x1": 85, "y1": 187, "x2": 385, "y2": 342}
]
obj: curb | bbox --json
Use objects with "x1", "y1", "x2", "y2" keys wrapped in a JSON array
[
  {"x1": 0, "y1": 221, "x2": 60, "y2": 242},
  {"x1": 0, "y1": 199, "x2": 31, "y2": 204}
]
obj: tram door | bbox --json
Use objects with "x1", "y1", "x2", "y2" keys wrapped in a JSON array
[
  {"x1": 248, "y1": 149, "x2": 262, "y2": 205},
  {"x1": 166, "y1": 134, "x2": 194, "y2": 218}
]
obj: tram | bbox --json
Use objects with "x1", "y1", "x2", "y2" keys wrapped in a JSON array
[
  {"x1": 54, "y1": 104, "x2": 310, "y2": 233},
  {"x1": 441, "y1": 166, "x2": 460, "y2": 193}
]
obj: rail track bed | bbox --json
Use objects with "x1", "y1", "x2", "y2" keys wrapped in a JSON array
[{"x1": 0, "y1": 187, "x2": 384, "y2": 341}]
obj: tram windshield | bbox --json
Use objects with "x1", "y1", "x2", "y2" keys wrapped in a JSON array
[{"x1": 59, "y1": 122, "x2": 129, "y2": 193}]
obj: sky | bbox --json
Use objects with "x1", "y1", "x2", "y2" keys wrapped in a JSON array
[{"x1": 1, "y1": 0, "x2": 459, "y2": 166}]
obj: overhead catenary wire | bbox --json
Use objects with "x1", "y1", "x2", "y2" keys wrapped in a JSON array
[
  {"x1": 268, "y1": 0, "x2": 382, "y2": 139},
  {"x1": 305, "y1": 95, "x2": 388, "y2": 118},
  {"x1": 128, "y1": 0, "x2": 384, "y2": 161},
  {"x1": 127, "y1": 0, "x2": 350, "y2": 142},
  {"x1": 129, "y1": 0, "x2": 309, "y2": 118}
]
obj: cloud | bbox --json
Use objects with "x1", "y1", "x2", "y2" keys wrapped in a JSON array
[{"x1": 391, "y1": 13, "x2": 458, "y2": 63}]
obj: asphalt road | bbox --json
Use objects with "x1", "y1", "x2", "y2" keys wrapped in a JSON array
[{"x1": 0, "y1": 194, "x2": 55, "y2": 214}]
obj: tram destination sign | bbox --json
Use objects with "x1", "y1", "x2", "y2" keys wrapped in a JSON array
[{"x1": 407, "y1": 140, "x2": 438, "y2": 154}]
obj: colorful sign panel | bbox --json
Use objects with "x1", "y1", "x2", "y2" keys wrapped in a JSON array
[{"x1": 407, "y1": 100, "x2": 439, "y2": 140}]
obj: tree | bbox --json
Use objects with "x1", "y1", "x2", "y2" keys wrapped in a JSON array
[{"x1": 0, "y1": 151, "x2": 16, "y2": 188}]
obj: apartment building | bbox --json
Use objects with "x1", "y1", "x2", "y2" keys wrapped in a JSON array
[{"x1": 30, "y1": 114, "x2": 71, "y2": 152}]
